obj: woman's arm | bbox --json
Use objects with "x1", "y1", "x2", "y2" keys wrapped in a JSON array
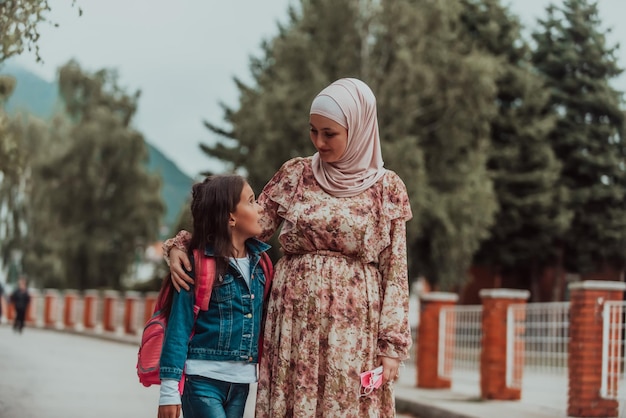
[{"x1": 377, "y1": 218, "x2": 412, "y2": 361}]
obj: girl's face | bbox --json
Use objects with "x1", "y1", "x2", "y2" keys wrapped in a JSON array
[
  {"x1": 309, "y1": 114, "x2": 348, "y2": 163},
  {"x1": 230, "y1": 182, "x2": 263, "y2": 240}
]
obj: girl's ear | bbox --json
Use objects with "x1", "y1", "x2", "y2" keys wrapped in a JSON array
[{"x1": 229, "y1": 213, "x2": 236, "y2": 227}]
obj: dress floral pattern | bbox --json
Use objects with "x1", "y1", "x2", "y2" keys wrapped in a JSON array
[{"x1": 255, "y1": 157, "x2": 412, "y2": 418}]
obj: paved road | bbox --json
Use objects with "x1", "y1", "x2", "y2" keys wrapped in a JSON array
[
  {"x1": 0, "y1": 325, "x2": 159, "y2": 418},
  {"x1": 0, "y1": 325, "x2": 419, "y2": 418}
]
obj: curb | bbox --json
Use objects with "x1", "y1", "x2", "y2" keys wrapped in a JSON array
[{"x1": 396, "y1": 396, "x2": 475, "y2": 418}]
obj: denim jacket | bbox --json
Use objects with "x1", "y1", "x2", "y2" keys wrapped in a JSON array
[{"x1": 159, "y1": 238, "x2": 271, "y2": 381}]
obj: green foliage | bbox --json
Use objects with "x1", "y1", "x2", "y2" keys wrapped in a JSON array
[
  {"x1": 372, "y1": 0, "x2": 499, "y2": 290},
  {"x1": 461, "y1": 0, "x2": 572, "y2": 286},
  {"x1": 532, "y1": 0, "x2": 626, "y2": 273},
  {"x1": 0, "y1": 0, "x2": 81, "y2": 63},
  {"x1": 0, "y1": 0, "x2": 51, "y2": 62},
  {"x1": 21, "y1": 61, "x2": 165, "y2": 289},
  {"x1": 0, "y1": 64, "x2": 193, "y2": 231},
  {"x1": 197, "y1": 0, "x2": 500, "y2": 289}
]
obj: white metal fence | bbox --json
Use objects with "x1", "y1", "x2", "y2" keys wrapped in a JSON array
[
  {"x1": 439, "y1": 305, "x2": 483, "y2": 386},
  {"x1": 601, "y1": 301, "x2": 626, "y2": 400}
]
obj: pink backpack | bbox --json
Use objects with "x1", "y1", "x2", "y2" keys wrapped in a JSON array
[{"x1": 136, "y1": 250, "x2": 274, "y2": 393}]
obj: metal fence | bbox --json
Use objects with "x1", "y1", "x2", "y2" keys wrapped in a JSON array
[
  {"x1": 601, "y1": 301, "x2": 626, "y2": 401},
  {"x1": 439, "y1": 305, "x2": 483, "y2": 387}
]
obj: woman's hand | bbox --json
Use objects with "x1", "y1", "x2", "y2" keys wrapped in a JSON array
[
  {"x1": 378, "y1": 356, "x2": 401, "y2": 384},
  {"x1": 158, "y1": 404, "x2": 181, "y2": 418},
  {"x1": 170, "y1": 247, "x2": 194, "y2": 292}
]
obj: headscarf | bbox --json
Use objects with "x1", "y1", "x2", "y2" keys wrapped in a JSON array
[{"x1": 310, "y1": 78, "x2": 386, "y2": 198}]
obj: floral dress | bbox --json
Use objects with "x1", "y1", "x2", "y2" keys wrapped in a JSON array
[{"x1": 255, "y1": 157, "x2": 412, "y2": 418}]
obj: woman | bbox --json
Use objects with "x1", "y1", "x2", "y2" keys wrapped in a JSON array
[{"x1": 165, "y1": 78, "x2": 412, "y2": 417}]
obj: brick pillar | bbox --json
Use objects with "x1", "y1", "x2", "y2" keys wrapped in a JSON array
[
  {"x1": 63, "y1": 290, "x2": 78, "y2": 329},
  {"x1": 568, "y1": 280, "x2": 626, "y2": 418},
  {"x1": 44, "y1": 289, "x2": 59, "y2": 328},
  {"x1": 102, "y1": 290, "x2": 119, "y2": 333},
  {"x1": 83, "y1": 290, "x2": 99, "y2": 330},
  {"x1": 479, "y1": 288, "x2": 529, "y2": 400},
  {"x1": 26, "y1": 289, "x2": 39, "y2": 325},
  {"x1": 123, "y1": 291, "x2": 140, "y2": 335},
  {"x1": 417, "y1": 292, "x2": 458, "y2": 388},
  {"x1": 143, "y1": 291, "x2": 159, "y2": 324}
]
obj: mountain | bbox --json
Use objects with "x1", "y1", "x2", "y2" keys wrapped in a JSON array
[{"x1": 0, "y1": 62, "x2": 194, "y2": 232}]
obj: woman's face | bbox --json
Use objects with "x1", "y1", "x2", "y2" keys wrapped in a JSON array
[{"x1": 309, "y1": 114, "x2": 348, "y2": 163}]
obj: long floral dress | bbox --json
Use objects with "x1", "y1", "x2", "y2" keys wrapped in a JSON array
[{"x1": 255, "y1": 157, "x2": 412, "y2": 418}]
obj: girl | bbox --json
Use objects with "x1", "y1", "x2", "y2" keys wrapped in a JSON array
[{"x1": 158, "y1": 174, "x2": 270, "y2": 418}]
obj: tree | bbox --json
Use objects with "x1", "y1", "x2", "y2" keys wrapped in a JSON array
[
  {"x1": 532, "y1": 0, "x2": 626, "y2": 274},
  {"x1": 0, "y1": 0, "x2": 81, "y2": 63},
  {"x1": 373, "y1": 0, "x2": 499, "y2": 289},
  {"x1": 26, "y1": 61, "x2": 164, "y2": 289},
  {"x1": 198, "y1": 0, "x2": 501, "y2": 289},
  {"x1": 0, "y1": 75, "x2": 32, "y2": 269},
  {"x1": 461, "y1": 0, "x2": 571, "y2": 298},
  {"x1": 200, "y1": 0, "x2": 371, "y2": 260}
]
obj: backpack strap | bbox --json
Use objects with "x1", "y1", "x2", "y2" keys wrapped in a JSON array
[
  {"x1": 259, "y1": 251, "x2": 274, "y2": 301},
  {"x1": 192, "y1": 249, "x2": 215, "y2": 313}
]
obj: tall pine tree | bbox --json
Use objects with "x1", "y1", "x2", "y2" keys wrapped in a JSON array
[
  {"x1": 532, "y1": 0, "x2": 626, "y2": 275},
  {"x1": 461, "y1": 0, "x2": 571, "y2": 299},
  {"x1": 374, "y1": 0, "x2": 499, "y2": 289},
  {"x1": 198, "y1": 0, "x2": 502, "y2": 289}
]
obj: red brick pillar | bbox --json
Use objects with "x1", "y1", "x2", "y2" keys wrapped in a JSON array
[
  {"x1": 568, "y1": 280, "x2": 625, "y2": 418},
  {"x1": 83, "y1": 290, "x2": 99, "y2": 330},
  {"x1": 123, "y1": 291, "x2": 140, "y2": 335},
  {"x1": 63, "y1": 290, "x2": 78, "y2": 329},
  {"x1": 479, "y1": 288, "x2": 529, "y2": 400},
  {"x1": 26, "y1": 289, "x2": 39, "y2": 325},
  {"x1": 143, "y1": 291, "x2": 159, "y2": 324},
  {"x1": 417, "y1": 292, "x2": 458, "y2": 388},
  {"x1": 7, "y1": 300, "x2": 15, "y2": 320},
  {"x1": 44, "y1": 289, "x2": 59, "y2": 328},
  {"x1": 102, "y1": 290, "x2": 119, "y2": 333}
]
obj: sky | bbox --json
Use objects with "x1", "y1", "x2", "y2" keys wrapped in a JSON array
[{"x1": 7, "y1": 0, "x2": 626, "y2": 179}]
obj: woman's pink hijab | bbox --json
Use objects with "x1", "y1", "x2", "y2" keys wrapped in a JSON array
[{"x1": 310, "y1": 78, "x2": 386, "y2": 198}]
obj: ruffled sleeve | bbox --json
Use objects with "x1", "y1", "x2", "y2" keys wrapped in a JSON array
[
  {"x1": 382, "y1": 170, "x2": 412, "y2": 223},
  {"x1": 376, "y1": 171, "x2": 413, "y2": 360},
  {"x1": 257, "y1": 157, "x2": 307, "y2": 242}
]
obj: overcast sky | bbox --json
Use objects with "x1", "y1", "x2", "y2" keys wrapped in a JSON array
[{"x1": 8, "y1": 0, "x2": 626, "y2": 179}]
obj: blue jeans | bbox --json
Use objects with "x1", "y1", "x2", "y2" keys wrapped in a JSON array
[{"x1": 182, "y1": 375, "x2": 250, "y2": 418}]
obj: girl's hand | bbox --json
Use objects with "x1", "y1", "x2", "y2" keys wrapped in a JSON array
[
  {"x1": 378, "y1": 356, "x2": 401, "y2": 384},
  {"x1": 158, "y1": 404, "x2": 181, "y2": 418},
  {"x1": 170, "y1": 247, "x2": 194, "y2": 292}
]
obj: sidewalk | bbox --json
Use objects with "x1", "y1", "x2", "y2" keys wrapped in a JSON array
[{"x1": 394, "y1": 364, "x2": 566, "y2": 418}]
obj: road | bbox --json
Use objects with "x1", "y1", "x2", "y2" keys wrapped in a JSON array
[
  {"x1": 0, "y1": 325, "x2": 158, "y2": 418},
  {"x1": 0, "y1": 325, "x2": 419, "y2": 418}
]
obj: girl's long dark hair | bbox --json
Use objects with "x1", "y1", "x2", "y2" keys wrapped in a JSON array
[{"x1": 160, "y1": 174, "x2": 246, "y2": 319}]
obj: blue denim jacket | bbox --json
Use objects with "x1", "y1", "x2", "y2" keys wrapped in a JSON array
[{"x1": 159, "y1": 238, "x2": 270, "y2": 381}]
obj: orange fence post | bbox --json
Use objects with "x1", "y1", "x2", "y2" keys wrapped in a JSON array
[
  {"x1": 83, "y1": 290, "x2": 99, "y2": 330},
  {"x1": 568, "y1": 281, "x2": 625, "y2": 418},
  {"x1": 63, "y1": 290, "x2": 78, "y2": 329},
  {"x1": 25, "y1": 289, "x2": 40, "y2": 325},
  {"x1": 479, "y1": 289, "x2": 529, "y2": 401},
  {"x1": 102, "y1": 290, "x2": 119, "y2": 333},
  {"x1": 44, "y1": 289, "x2": 59, "y2": 328},
  {"x1": 143, "y1": 291, "x2": 159, "y2": 324},
  {"x1": 417, "y1": 292, "x2": 458, "y2": 389},
  {"x1": 123, "y1": 291, "x2": 140, "y2": 335}
]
